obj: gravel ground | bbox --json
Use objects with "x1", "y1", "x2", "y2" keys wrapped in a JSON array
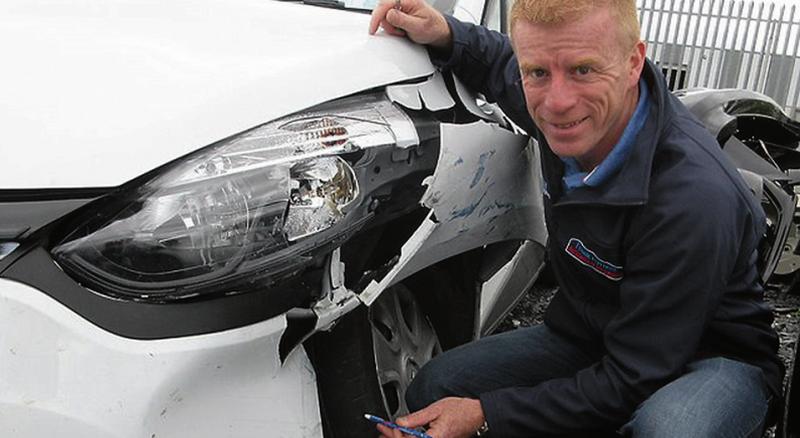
[
  {"x1": 496, "y1": 283, "x2": 557, "y2": 332},
  {"x1": 497, "y1": 277, "x2": 800, "y2": 436},
  {"x1": 766, "y1": 287, "x2": 800, "y2": 379}
]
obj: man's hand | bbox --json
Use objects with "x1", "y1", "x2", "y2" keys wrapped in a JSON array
[
  {"x1": 376, "y1": 397, "x2": 485, "y2": 438},
  {"x1": 368, "y1": 0, "x2": 453, "y2": 50}
]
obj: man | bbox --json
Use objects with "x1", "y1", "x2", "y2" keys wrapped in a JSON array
[{"x1": 369, "y1": 1, "x2": 782, "y2": 437}]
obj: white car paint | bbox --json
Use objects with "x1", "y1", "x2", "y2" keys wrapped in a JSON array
[
  {"x1": 0, "y1": 0, "x2": 434, "y2": 189},
  {"x1": 0, "y1": 278, "x2": 322, "y2": 438},
  {"x1": 0, "y1": 1, "x2": 549, "y2": 435}
]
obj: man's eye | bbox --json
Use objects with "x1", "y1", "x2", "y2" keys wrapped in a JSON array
[
  {"x1": 575, "y1": 66, "x2": 592, "y2": 75},
  {"x1": 530, "y1": 69, "x2": 547, "y2": 79}
]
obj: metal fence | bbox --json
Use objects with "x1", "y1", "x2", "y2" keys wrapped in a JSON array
[{"x1": 637, "y1": 0, "x2": 800, "y2": 120}]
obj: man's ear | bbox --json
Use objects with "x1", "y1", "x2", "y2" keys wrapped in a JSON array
[{"x1": 628, "y1": 40, "x2": 646, "y2": 86}]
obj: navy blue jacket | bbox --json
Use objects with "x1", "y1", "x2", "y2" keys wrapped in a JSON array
[{"x1": 433, "y1": 16, "x2": 782, "y2": 436}]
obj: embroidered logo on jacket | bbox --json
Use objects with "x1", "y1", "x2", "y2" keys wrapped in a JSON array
[{"x1": 564, "y1": 238, "x2": 624, "y2": 281}]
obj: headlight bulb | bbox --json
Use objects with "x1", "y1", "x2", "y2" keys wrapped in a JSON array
[{"x1": 285, "y1": 157, "x2": 359, "y2": 241}]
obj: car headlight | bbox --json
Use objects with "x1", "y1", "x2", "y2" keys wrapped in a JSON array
[{"x1": 52, "y1": 93, "x2": 418, "y2": 301}]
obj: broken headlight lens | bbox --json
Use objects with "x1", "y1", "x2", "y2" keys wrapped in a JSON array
[{"x1": 52, "y1": 94, "x2": 417, "y2": 301}]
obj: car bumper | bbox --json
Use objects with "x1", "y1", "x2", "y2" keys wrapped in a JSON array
[{"x1": 0, "y1": 278, "x2": 322, "y2": 438}]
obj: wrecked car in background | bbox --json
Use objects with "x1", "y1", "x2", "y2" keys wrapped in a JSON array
[{"x1": 0, "y1": 0, "x2": 546, "y2": 437}]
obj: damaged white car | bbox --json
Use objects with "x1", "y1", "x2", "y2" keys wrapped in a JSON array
[{"x1": 0, "y1": 0, "x2": 547, "y2": 436}]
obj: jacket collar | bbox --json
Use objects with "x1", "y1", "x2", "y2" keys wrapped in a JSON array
[
  {"x1": 560, "y1": 78, "x2": 650, "y2": 191},
  {"x1": 540, "y1": 59, "x2": 671, "y2": 207}
]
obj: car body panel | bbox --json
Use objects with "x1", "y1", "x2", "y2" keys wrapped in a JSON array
[
  {"x1": 0, "y1": 0, "x2": 434, "y2": 189},
  {"x1": 675, "y1": 88, "x2": 785, "y2": 139},
  {"x1": 386, "y1": 71, "x2": 457, "y2": 112},
  {"x1": 359, "y1": 123, "x2": 547, "y2": 307},
  {"x1": 478, "y1": 240, "x2": 546, "y2": 336},
  {"x1": 0, "y1": 278, "x2": 321, "y2": 438}
]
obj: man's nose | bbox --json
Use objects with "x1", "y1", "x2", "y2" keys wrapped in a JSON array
[{"x1": 542, "y1": 75, "x2": 577, "y2": 113}]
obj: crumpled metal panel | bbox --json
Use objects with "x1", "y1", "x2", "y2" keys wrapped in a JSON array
[
  {"x1": 359, "y1": 121, "x2": 547, "y2": 305},
  {"x1": 385, "y1": 71, "x2": 456, "y2": 112}
]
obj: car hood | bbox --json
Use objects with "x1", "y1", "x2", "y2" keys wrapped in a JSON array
[{"x1": 0, "y1": 0, "x2": 434, "y2": 189}]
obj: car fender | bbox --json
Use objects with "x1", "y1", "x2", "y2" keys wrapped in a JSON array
[{"x1": 357, "y1": 121, "x2": 547, "y2": 312}]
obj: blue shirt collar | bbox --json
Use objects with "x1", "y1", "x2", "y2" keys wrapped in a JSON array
[{"x1": 561, "y1": 79, "x2": 651, "y2": 192}]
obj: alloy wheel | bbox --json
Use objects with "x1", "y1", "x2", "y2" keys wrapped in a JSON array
[{"x1": 369, "y1": 286, "x2": 442, "y2": 418}]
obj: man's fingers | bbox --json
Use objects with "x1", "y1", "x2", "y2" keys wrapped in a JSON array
[
  {"x1": 368, "y1": 0, "x2": 401, "y2": 34},
  {"x1": 384, "y1": 8, "x2": 407, "y2": 30},
  {"x1": 380, "y1": 17, "x2": 406, "y2": 36},
  {"x1": 375, "y1": 423, "x2": 404, "y2": 438},
  {"x1": 368, "y1": 8, "x2": 385, "y2": 34},
  {"x1": 396, "y1": 406, "x2": 439, "y2": 428},
  {"x1": 423, "y1": 424, "x2": 444, "y2": 438},
  {"x1": 387, "y1": 8, "x2": 430, "y2": 37}
]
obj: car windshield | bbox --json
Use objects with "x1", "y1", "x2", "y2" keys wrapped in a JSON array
[{"x1": 298, "y1": 0, "x2": 457, "y2": 14}]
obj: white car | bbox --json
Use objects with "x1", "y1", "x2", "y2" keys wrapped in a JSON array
[{"x1": 0, "y1": 0, "x2": 547, "y2": 436}]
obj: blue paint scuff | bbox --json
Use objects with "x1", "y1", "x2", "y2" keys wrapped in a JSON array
[
  {"x1": 469, "y1": 150, "x2": 495, "y2": 189},
  {"x1": 450, "y1": 190, "x2": 489, "y2": 220}
]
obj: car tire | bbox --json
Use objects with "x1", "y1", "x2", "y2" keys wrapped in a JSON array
[{"x1": 307, "y1": 283, "x2": 442, "y2": 438}]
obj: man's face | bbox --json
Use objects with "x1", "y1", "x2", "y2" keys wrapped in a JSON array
[{"x1": 512, "y1": 8, "x2": 645, "y2": 169}]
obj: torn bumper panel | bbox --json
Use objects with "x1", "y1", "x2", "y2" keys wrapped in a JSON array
[{"x1": 359, "y1": 121, "x2": 547, "y2": 305}]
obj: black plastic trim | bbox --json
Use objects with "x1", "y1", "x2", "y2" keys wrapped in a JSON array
[
  {"x1": 723, "y1": 137, "x2": 790, "y2": 182},
  {"x1": 0, "y1": 188, "x2": 111, "y2": 202},
  {"x1": 1, "y1": 246, "x2": 316, "y2": 339},
  {"x1": 0, "y1": 198, "x2": 96, "y2": 240},
  {"x1": 0, "y1": 227, "x2": 29, "y2": 240}
]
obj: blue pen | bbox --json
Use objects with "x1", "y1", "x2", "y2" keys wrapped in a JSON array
[{"x1": 364, "y1": 413, "x2": 433, "y2": 438}]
